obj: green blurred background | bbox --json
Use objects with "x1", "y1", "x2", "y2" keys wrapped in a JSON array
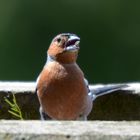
[{"x1": 0, "y1": 0, "x2": 140, "y2": 83}]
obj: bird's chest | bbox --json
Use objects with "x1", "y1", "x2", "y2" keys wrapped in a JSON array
[
  {"x1": 38, "y1": 62, "x2": 87, "y2": 119},
  {"x1": 43, "y1": 62, "x2": 85, "y2": 90}
]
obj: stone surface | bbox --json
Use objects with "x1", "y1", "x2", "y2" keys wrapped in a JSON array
[
  {"x1": 0, "y1": 82, "x2": 39, "y2": 120},
  {"x1": 0, "y1": 121, "x2": 140, "y2": 140},
  {"x1": 0, "y1": 82, "x2": 140, "y2": 120}
]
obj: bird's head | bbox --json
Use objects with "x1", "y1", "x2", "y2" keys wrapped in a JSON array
[{"x1": 47, "y1": 33, "x2": 80, "y2": 64}]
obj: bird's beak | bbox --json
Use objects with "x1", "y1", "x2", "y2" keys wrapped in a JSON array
[{"x1": 65, "y1": 35, "x2": 80, "y2": 52}]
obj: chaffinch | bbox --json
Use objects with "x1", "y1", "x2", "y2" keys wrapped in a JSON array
[{"x1": 36, "y1": 33, "x2": 126, "y2": 120}]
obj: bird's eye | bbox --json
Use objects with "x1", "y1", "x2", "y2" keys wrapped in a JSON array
[{"x1": 57, "y1": 38, "x2": 61, "y2": 43}]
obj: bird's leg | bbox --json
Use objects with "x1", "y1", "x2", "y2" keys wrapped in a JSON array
[
  {"x1": 39, "y1": 107, "x2": 52, "y2": 120},
  {"x1": 77, "y1": 114, "x2": 87, "y2": 120}
]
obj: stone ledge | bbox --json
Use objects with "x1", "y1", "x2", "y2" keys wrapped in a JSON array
[
  {"x1": 0, "y1": 81, "x2": 140, "y2": 120},
  {"x1": 0, "y1": 121, "x2": 139, "y2": 140}
]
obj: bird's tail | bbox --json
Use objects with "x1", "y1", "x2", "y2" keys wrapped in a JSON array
[{"x1": 88, "y1": 84, "x2": 128, "y2": 101}]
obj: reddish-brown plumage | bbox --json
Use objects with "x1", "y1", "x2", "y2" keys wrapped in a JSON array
[
  {"x1": 37, "y1": 62, "x2": 89, "y2": 120},
  {"x1": 36, "y1": 33, "x2": 92, "y2": 120}
]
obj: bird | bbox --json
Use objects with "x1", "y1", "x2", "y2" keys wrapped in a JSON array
[{"x1": 36, "y1": 33, "x2": 127, "y2": 120}]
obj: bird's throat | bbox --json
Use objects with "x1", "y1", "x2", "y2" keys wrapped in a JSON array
[{"x1": 56, "y1": 51, "x2": 78, "y2": 64}]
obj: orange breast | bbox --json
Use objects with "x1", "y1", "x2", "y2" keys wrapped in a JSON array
[{"x1": 37, "y1": 62, "x2": 88, "y2": 120}]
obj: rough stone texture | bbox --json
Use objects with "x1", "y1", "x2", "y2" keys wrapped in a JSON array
[
  {"x1": 0, "y1": 121, "x2": 139, "y2": 140},
  {"x1": 0, "y1": 82, "x2": 39, "y2": 120},
  {"x1": 0, "y1": 82, "x2": 140, "y2": 120}
]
